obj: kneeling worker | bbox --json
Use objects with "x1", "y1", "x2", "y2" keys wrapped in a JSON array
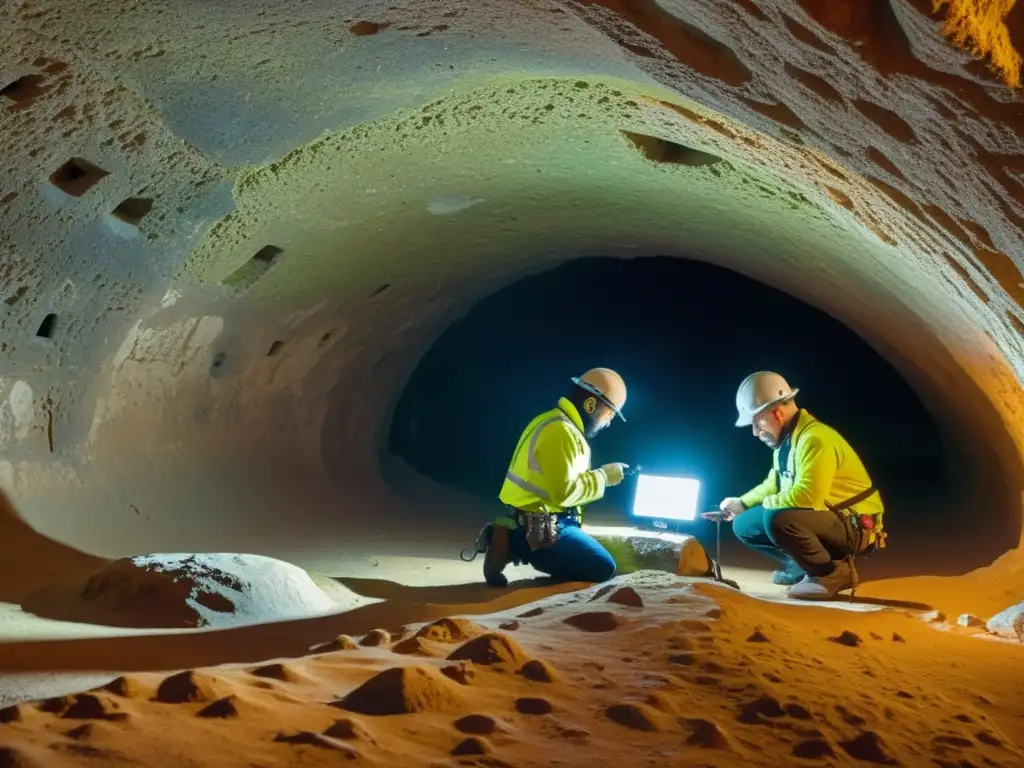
[
  {"x1": 710, "y1": 371, "x2": 885, "y2": 600},
  {"x1": 481, "y1": 367, "x2": 629, "y2": 587}
]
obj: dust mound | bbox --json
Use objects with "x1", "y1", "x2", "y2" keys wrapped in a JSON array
[
  {"x1": 312, "y1": 634, "x2": 359, "y2": 652},
  {"x1": 100, "y1": 676, "x2": 146, "y2": 698},
  {"x1": 683, "y1": 718, "x2": 730, "y2": 748},
  {"x1": 830, "y1": 630, "x2": 864, "y2": 647},
  {"x1": 520, "y1": 659, "x2": 557, "y2": 682},
  {"x1": 274, "y1": 731, "x2": 358, "y2": 755},
  {"x1": 447, "y1": 632, "x2": 528, "y2": 666},
  {"x1": 414, "y1": 617, "x2": 486, "y2": 642},
  {"x1": 37, "y1": 696, "x2": 69, "y2": 713},
  {"x1": 332, "y1": 665, "x2": 467, "y2": 715},
  {"x1": 606, "y1": 702, "x2": 663, "y2": 731},
  {"x1": 839, "y1": 731, "x2": 897, "y2": 764},
  {"x1": 440, "y1": 661, "x2": 478, "y2": 686},
  {"x1": 515, "y1": 697, "x2": 552, "y2": 715},
  {"x1": 154, "y1": 670, "x2": 228, "y2": 704},
  {"x1": 452, "y1": 736, "x2": 491, "y2": 755},
  {"x1": 21, "y1": 553, "x2": 337, "y2": 628},
  {"x1": 454, "y1": 714, "x2": 499, "y2": 735},
  {"x1": 392, "y1": 636, "x2": 439, "y2": 656},
  {"x1": 249, "y1": 662, "x2": 302, "y2": 682},
  {"x1": 196, "y1": 696, "x2": 239, "y2": 718},
  {"x1": 785, "y1": 703, "x2": 813, "y2": 720},
  {"x1": 61, "y1": 693, "x2": 126, "y2": 721},
  {"x1": 37, "y1": 694, "x2": 123, "y2": 720},
  {"x1": 323, "y1": 717, "x2": 375, "y2": 742},
  {"x1": 738, "y1": 695, "x2": 786, "y2": 724},
  {"x1": 794, "y1": 738, "x2": 837, "y2": 759},
  {"x1": 359, "y1": 628, "x2": 391, "y2": 646},
  {"x1": 747, "y1": 628, "x2": 770, "y2": 643},
  {"x1": 65, "y1": 723, "x2": 96, "y2": 740}
]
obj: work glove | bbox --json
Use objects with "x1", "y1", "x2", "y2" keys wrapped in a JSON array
[
  {"x1": 718, "y1": 497, "x2": 746, "y2": 521},
  {"x1": 600, "y1": 462, "x2": 629, "y2": 487}
]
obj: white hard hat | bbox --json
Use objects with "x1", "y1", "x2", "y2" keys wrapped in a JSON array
[
  {"x1": 571, "y1": 367, "x2": 627, "y2": 422},
  {"x1": 734, "y1": 371, "x2": 799, "y2": 427}
]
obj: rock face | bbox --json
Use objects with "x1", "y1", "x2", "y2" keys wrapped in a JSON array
[
  {"x1": 0, "y1": 0, "x2": 1021, "y2": 595},
  {"x1": 21, "y1": 553, "x2": 340, "y2": 628},
  {"x1": 986, "y1": 601, "x2": 1024, "y2": 642},
  {"x1": 587, "y1": 527, "x2": 713, "y2": 577}
]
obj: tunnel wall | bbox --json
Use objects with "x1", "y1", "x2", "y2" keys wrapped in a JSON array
[{"x1": 1, "y1": 1, "x2": 1023, "y2": 577}]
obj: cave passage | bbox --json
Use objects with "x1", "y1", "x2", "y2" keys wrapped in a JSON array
[
  {"x1": 389, "y1": 256, "x2": 1006, "y2": 577},
  {"x1": 1, "y1": 0, "x2": 1022, "y2": 613}
]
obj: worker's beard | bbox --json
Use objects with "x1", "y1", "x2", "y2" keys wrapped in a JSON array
[
  {"x1": 582, "y1": 412, "x2": 606, "y2": 439},
  {"x1": 756, "y1": 429, "x2": 778, "y2": 448}
]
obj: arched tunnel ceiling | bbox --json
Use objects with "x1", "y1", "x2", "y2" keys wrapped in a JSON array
[{"x1": 1, "y1": 0, "x2": 1023, "y2": 579}]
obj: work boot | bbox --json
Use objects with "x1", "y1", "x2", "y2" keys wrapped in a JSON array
[
  {"x1": 787, "y1": 558, "x2": 856, "y2": 601},
  {"x1": 483, "y1": 523, "x2": 512, "y2": 588},
  {"x1": 772, "y1": 556, "x2": 806, "y2": 586}
]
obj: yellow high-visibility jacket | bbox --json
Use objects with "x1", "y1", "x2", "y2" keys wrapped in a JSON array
[
  {"x1": 739, "y1": 409, "x2": 884, "y2": 526},
  {"x1": 498, "y1": 397, "x2": 606, "y2": 515}
]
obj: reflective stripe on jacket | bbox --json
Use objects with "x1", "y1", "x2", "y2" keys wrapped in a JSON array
[
  {"x1": 739, "y1": 409, "x2": 884, "y2": 523},
  {"x1": 498, "y1": 397, "x2": 607, "y2": 515}
]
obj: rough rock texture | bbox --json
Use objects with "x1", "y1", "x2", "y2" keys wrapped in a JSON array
[
  {"x1": 20, "y1": 553, "x2": 342, "y2": 628},
  {"x1": 986, "y1": 600, "x2": 1024, "y2": 642},
  {"x1": 0, "y1": 1, "x2": 1021, "y2": 597},
  {"x1": 1, "y1": 570, "x2": 1023, "y2": 768},
  {"x1": 587, "y1": 526, "x2": 713, "y2": 576}
]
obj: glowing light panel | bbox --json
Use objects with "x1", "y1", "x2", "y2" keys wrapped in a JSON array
[{"x1": 632, "y1": 474, "x2": 701, "y2": 522}]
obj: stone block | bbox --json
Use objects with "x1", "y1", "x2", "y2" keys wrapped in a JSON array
[{"x1": 586, "y1": 525, "x2": 712, "y2": 577}]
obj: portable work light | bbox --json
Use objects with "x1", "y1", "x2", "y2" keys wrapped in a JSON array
[{"x1": 631, "y1": 473, "x2": 701, "y2": 532}]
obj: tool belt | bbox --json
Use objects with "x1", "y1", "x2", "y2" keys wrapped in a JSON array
[
  {"x1": 512, "y1": 507, "x2": 578, "y2": 551},
  {"x1": 825, "y1": 486, "x2": 885, "y2": 553}
]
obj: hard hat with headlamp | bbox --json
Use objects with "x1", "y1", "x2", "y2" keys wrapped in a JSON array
[
  {"x1": 734, "y1": 371, "x2": 799, "y2": 427},
  {"x1": 571, "y1": 367, "x2": 627, "y2": 422}
]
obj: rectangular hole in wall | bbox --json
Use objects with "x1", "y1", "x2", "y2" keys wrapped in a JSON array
[
  {"x1": 49, "y1": 157, "x2": 110, "y2": 197},
  {"x1": 110, "y1": 196, "x2": 154, "y2": 226},
  {"x1": 36, "y1": 313, "x2": 57, "y2": 340},
  {"x1": 222, "y1": 245, "x2": 284, "y2": 293},
  {"x1": 267, "y1": 340, "x2": 285, "y2": 357}
]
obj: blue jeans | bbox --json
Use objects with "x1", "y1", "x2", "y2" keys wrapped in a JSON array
[{"x1": 523, "y1": 518, "x2": 617, "y2": 583}]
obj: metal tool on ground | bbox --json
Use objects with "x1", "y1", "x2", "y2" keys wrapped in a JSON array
[{"x1": 700, "y1": 510, "x2": 741, "y2": 590}]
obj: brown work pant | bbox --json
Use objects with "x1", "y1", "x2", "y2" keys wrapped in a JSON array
[{"x1": 733, "y1": 505, "x2": 861, "y2": 577}]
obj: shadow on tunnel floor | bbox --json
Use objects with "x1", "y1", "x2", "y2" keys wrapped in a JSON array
[
  {"x1": 844, "y1": 595, "x2": 935, "y2": 611},
  {"x1": 333, "y1": 576, "x2": 576, "y2": 604},
  {"x1": 336, "y1": 572, "x2": 938, "y2": 615}
]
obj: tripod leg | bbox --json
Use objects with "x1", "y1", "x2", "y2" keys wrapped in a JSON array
[{"x1": 712, "y1": 521, "x2": 724, "y2": 580}]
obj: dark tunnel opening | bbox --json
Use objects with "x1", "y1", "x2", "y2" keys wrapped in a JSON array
[{"x1": 387, "y1": 255, "x2": 1012, "y2": 579}]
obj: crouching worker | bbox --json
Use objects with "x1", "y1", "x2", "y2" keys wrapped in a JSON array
[
  {"x1": 708, "y1": 371, "x2": 886, "y2": 600},
  {"x1": 476, "y1": 368, "x2": 629, "y2": 587}
]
